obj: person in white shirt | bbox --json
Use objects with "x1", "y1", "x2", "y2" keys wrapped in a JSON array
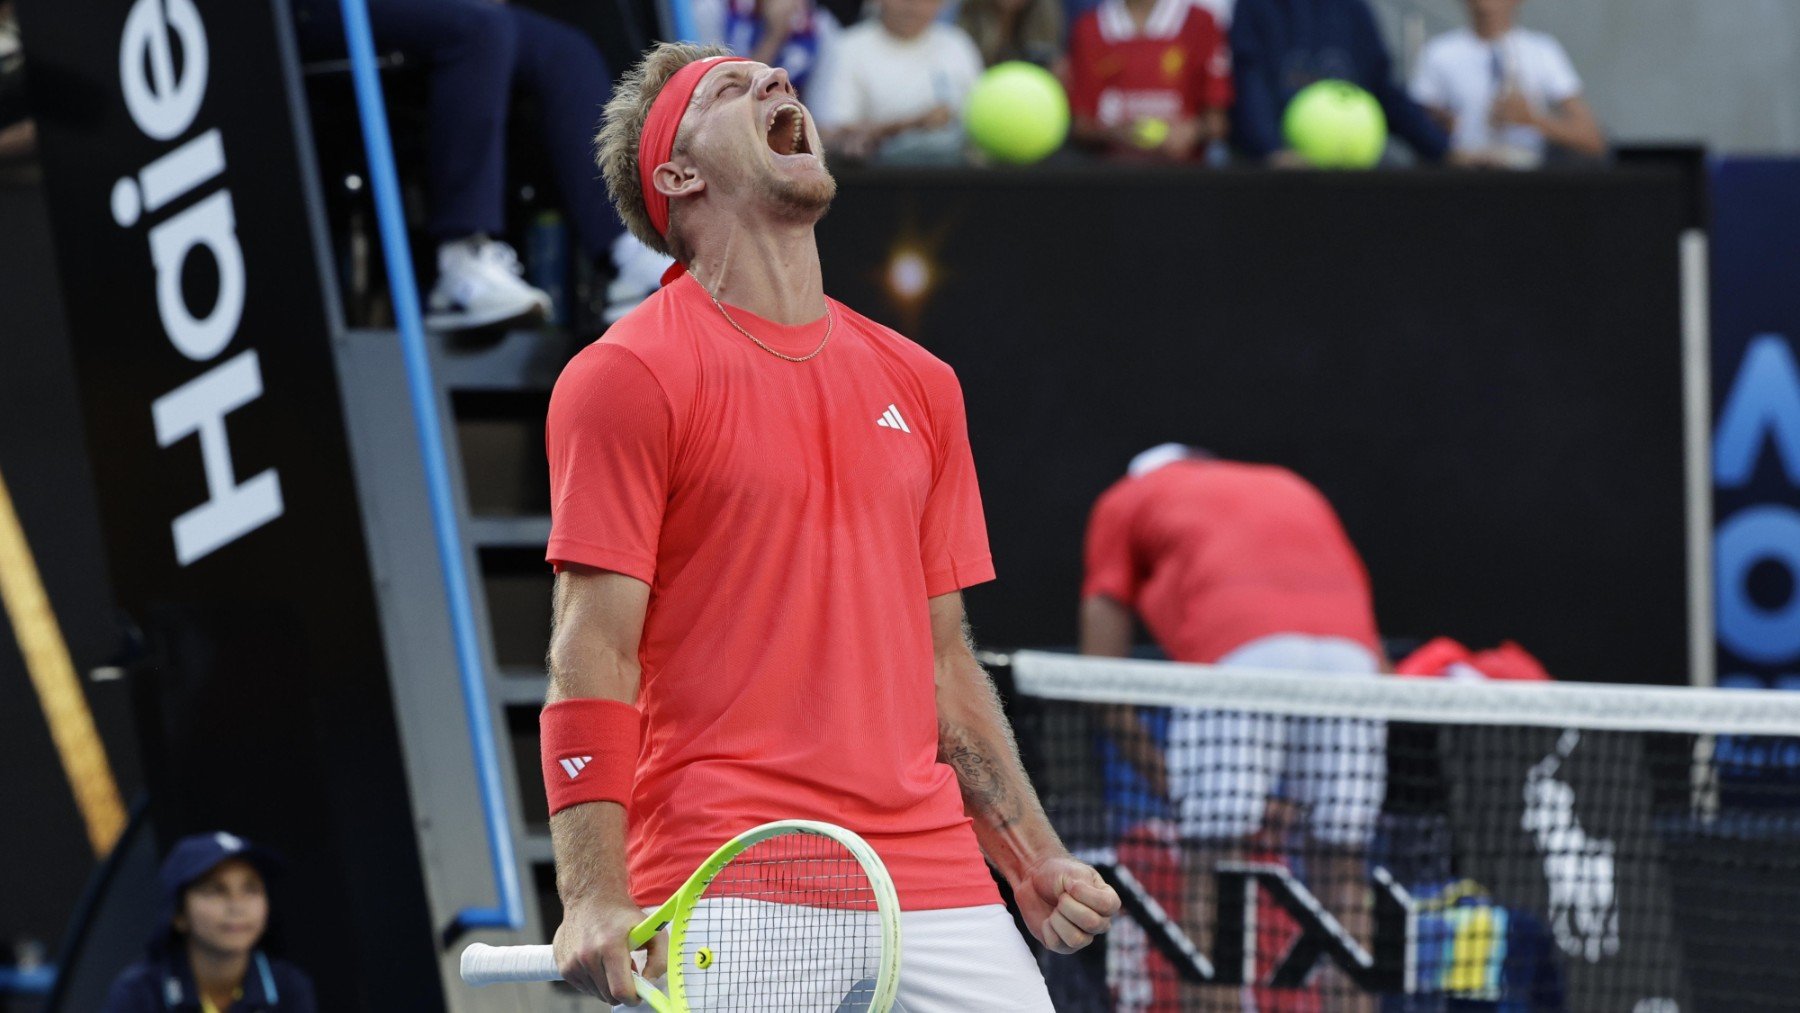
[
  {"x1": 809, "y1": 0, "x2": 986, "y2": 163},
  {"x1": 1410, "y1": 0, "x2": 1604, "y2": 167}
]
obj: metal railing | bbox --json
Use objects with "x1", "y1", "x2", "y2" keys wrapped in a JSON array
[{"x1": 334, "y1": 0, "x2": 524, "y2": 936}]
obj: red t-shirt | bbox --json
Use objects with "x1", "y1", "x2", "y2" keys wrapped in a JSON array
[
  {"x1": 1067, "y1": 0, "x2": 1233, "y2": 129},
  {"x1": 1082, "y1": 459, "x2": 1378, "y2": 664},
  {"x1": 545, "y1": 273, "x2": 999, "y2": 911}
]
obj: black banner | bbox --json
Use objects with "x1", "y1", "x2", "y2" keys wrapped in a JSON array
[{"x1": 17, "y1": 0, "x2": 439, "y2": 1005}]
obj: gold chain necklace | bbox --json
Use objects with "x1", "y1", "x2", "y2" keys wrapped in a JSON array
[{"x1": 708, "y1": 293, "x2": 834, "y2": 363}]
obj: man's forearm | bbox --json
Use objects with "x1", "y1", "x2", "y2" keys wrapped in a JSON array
[
  {"x1": 937, "y1": 651, "x2": 1065, "y2": 882},
  {"x1": 551, "y1": 801, "x2": 633, "y2": 904}
]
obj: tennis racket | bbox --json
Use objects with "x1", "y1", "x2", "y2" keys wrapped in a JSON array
[{"x1": 460, "y1": 819, "x2": 901, "y2": 1011}]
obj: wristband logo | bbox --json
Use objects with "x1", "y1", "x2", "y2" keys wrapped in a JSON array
[{"x1": 558, "y1": 755, "x2": 595, "y2": 780}]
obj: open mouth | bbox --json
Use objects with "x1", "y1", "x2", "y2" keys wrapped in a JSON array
[{"x1": 766, "y1": 102, "x2": 812, "y2": 157}]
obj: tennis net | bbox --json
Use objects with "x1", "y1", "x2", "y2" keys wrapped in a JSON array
[{"x1": 1001, "y1": 649, "x2": 1800, "y2": 1013}]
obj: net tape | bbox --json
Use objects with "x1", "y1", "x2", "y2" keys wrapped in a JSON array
[{"x1": 1007, "y1": 650, "x2": 1800, "y2": 736}]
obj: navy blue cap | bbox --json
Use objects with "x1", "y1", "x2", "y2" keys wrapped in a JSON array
[{"x1": 159, "y1": 831, "x2": 280, "y2": 904}]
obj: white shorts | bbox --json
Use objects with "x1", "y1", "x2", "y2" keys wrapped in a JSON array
[
  {"x1": 611, "y1": 903, "x2": 1053, "y2": 1012},
  {"x1": 1166, "y1": 634, "x2": 1386, "y2": 847}
]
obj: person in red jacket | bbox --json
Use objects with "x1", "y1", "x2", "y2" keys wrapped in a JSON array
[
  {"x1": 1081, "y1": 444, "x2": 1383, "y2": 1011},
  {"x1": 1066, "y1": 0, "x2": 1233, "y2": 160}
]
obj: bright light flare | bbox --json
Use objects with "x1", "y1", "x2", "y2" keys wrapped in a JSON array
[{"x1": 886, "y1": 248, "x2": 933, "y2": 303}]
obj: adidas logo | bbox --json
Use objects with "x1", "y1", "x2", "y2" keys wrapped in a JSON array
[
  {"x1": 875, "y1": 404, "x2": 911, "y2": 433},
  {"x1": 559, "y1": 756, "x2": 594, "y2": 780}
]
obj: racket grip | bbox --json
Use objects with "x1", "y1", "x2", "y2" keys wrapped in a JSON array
[{"x1": 459, "y1": 943, "x2": 560, "y2": 985}]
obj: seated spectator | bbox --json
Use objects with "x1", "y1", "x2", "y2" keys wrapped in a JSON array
[
  {"x1": 102, "y1": 832, "x2": 315, "y2": 1012},
  {"x1": 959, "y1": 0, "x2": 1065, "y2": 72},
  {"x1": 1229, "y1": 0, "x2": 1449, "y2": 165},
  {"x1": 293, "y1": 0, "x2": 658, "y2": 330},
  {"x1": 1410, "y1": 0, "x2": 1604, "y2": 168},
  {"x1": 1066, "y1": 0, "x2": 1230, "y2": 162},
  {"x1": 693, "y1": 0, "x2": 841, "y2": 96},
  {"x1": 810, "y1": 0, "x2": 985, "y2": 163}
]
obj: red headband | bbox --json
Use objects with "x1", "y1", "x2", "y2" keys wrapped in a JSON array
[{"x1": 638, "y1": 55, "x2": 751, "y2": 239}]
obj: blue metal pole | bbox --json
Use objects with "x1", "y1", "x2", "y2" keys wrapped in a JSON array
[{"x1": 335, "y1": 0, "x2": 524, "y2": 934}]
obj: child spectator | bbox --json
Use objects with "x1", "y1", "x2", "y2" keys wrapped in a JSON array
[
  {"x1": 1229, "y1": 0, "x2": 1448, "y2": 165},
  {"x1": 1410, "y1": 0, "x2": 1604, "y2": 167},
  {"x1": 693, "y1": 0, "x2": 841, "y2": 96},
  {"x1": 810, "y1": 0, "x2": 985, "y2": 163},
  {"x1": 1066, "y1": 0, "x2": 1231, "y2": 161},
  {"x1": 959, "y1": 0, "x2": 1065, "y2": 72},
  {"x1": 102, "y1": 832, "x2": 315, "y2": 1012}
]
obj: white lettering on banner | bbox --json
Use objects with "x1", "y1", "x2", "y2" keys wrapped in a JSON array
[
  {"x1": 152, "y1": 351, "x2": 284, "y2": 566},
  {"x1": 114, "y1": 0, "x2": 281, "y2": 565},
  {"x1": 148, "y1": 190, "x2": 246, "y2": 360},
  {"x1": 1521, "y1": 730, "x2": 1620, "y2": 964},
  {"x1": 113, "y1": 128, "x2": 225, "y2": 227},
  {"x1": 118, "y1": 0, "x2": 208, "y2": 140}
]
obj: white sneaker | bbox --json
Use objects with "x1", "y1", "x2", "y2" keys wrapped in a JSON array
[
  {"x1": 604, "y1": 232, "x2": 676, "y2": 324},
  {"x1": 425, "y1": 237, "x2": 552, "y2": 331}
]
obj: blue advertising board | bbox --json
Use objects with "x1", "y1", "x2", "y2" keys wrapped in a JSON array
[{"x1": 1712, "y1": 159, "x2": 1800, "y2": 693}]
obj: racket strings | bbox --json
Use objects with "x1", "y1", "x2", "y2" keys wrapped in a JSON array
[{"x1": 681, "y1": 831, "x2": 884, "y2": 1010}]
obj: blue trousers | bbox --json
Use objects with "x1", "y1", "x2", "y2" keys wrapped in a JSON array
[{"x1": 295, "y1": 0, "x2": 623, "y2": 259}]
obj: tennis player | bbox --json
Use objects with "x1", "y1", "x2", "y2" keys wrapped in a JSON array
[
  {"x1": 1081, "y1": 444, "x2": 1384, "y2": 1011},
  {"x1": 540, "y1": 43, "x2": 1119, "y2": 1010}
]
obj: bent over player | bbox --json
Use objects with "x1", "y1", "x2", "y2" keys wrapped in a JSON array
[
  {"x1": 540, "y1": 42, "x2": 1118, "y2": 1010},
  {"x1": 1081, "y1": 444, "x2": 1385, "y2": 1012}
]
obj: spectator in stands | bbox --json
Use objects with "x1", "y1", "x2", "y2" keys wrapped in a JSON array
[
  {"x1": 0, "y1": 0, "x2": 34, "y2": 163},
  {"x1": 959, "y1": 0, "x2": 1065, "y2": 71},
  {"x1": 1228, "y1": 0, "x2": 1448, "y2": 165},
  {"x1": 293, "y1": 0, "x2": 666, "y2": 330},
  {"x1": 1066, "y1": 0, "x2": 1231, "y2": 161},
  {"x1": 1410, "y1": 0, "x2": 1604, "y2": 167},
  {"x1": 1080, "y1": 444, "x2": 1383, "y2": 1012},
  {"x1": 102, "y1": 832, "x2": 315, "y2": 1013},
  {"x1": 810, "y1": 0, "x2": 986, "y2": 163},
  {"x1": 693, "y1": 0, "x2": 841, "y2": 96}
]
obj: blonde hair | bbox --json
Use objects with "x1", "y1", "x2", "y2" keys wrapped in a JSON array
[
  {"x1": 957, "y1": 0, "x2": 1063, "y2": 69},
  {"x1": 595, "y1": 41, "x2": 734, "y2": 258}
]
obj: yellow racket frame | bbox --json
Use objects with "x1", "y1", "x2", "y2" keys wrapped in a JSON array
[{"x1": 625, "y1": 819, "x2": 902, "y2": 1012}]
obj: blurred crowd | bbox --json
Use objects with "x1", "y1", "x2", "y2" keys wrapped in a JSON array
[
  {"x1": 0, "y1": 0, "x2": 1605, "y2": 331},
  {"x1": 718, "y1": 0, "x2": 1606, "y2": 168}
]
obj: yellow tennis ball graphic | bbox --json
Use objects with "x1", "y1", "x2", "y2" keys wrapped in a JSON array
[
  {"x1": 694, "y1": 946, "x2": 714, "y2": 969},
  {"x1": 1132, "y1": 117, "x2": 1170, "y2": 149},
  {"x1": 1283, "y1": 79, "x2": 1388, "y2": 168},
  {"x1": 964, "y1": 61, "x2": 1070, "y2": 165}
]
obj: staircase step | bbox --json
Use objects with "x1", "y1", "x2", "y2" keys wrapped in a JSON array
[{"x1": 468, "y1": 515, "x2": 551, "y2": 548}]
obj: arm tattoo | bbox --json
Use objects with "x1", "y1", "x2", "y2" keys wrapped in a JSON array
[
  {"x1": 939, "y1": 648, "x2": 1029, "y2": 831},
  {"x1": 943, "y1": 726, "x2": 1016, "y2": 829}
]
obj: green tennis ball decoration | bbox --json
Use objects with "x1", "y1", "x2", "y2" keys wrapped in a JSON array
[
  {"x1": 964, "y1": 61, "x2": 1070, "y2": 165},
  {"x1": 1283, "y1": 79, "x2": 1388, "y2": 169},
  {"x1": 1132, "y1": 117, "x2": 1171, "y2": 149}
]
